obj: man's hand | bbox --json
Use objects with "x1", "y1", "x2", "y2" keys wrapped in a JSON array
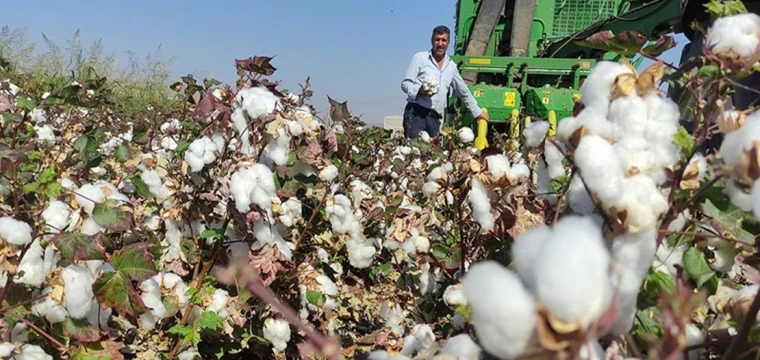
[
  {"x1": 417, "y1": 87, "x2": 434, "y2": 98},
  {"x1": 477, "y1": 111, "x2": 489, "y2": 121}
]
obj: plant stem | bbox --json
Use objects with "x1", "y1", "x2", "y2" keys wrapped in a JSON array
[
  {"x1": 167, "y1": 257, "x2": 215, "y2": 359},
  {"x1": 4, "y1": 312, "x2": 64, "y2": 350}
]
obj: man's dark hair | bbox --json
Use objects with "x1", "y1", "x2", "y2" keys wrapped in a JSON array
[{"x1": 432, "y1": 25, "x2": 450, "y2": 38}]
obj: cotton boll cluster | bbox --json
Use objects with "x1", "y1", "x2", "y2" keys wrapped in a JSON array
[
  {"x1": 184, "y1": 136, "x2": 218, "y2": 172},
  {"x1": 232, "y1": 86, "x2": 281, "y2": 154},
  {"x1": 62, "y1": 265, "x2": 95, "y2": 319},
  {"x1": 421, "y1": 74, "x2": 440, "y2": 95},
  {"x1": 263, "y1": 317, "x2": 291, "y2": 352},
  {"x1": 463, "y1": 216, "x2": 619, "y2": 358},
  {"x1": 325, "y1": 194, "x2": 377, "y2": 268},
  {"x1": 457, "y1": 127, "x2": 474, "y2": 143},
  {"x1": 706, "y1": 12, "x2": 760, "y2": 70},
  {"x1": 229, "y1": 163, "x2": 277, "y2": 215},
  {"x1": 74, "y1": 181, "x2": 130, "y2": 214},
  {"x1": 98, "y1": 124, "x2": 134, "y2": 156},
  {"x1": 0, "y1": 216, "x2": 33, "y2": 246},
  {"x1": 469, "y1": 178, "x2": 494, "y2": 232}
]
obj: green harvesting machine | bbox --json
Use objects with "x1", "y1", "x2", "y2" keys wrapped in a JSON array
[{"x1": 447, "y1": 0, "x2": 709, "y2": 150}]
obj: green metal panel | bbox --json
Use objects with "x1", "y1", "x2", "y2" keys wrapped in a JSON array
[
  {"x1": 551, "y1": 0, "x2": 620, "y2": 39},
  {"x1": 459, "y1": 85, "x2": 521, "y2": 127},
  {"x1": 525, "y1": 87, "x2": 580, "y2": 121}
]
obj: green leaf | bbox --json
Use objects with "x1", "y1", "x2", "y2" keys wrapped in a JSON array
[
  {"x1": 705, "y1": 0, "x2": 747, "y2": 17},
  {"x1": 683, "y1": 247, "x2": 717, "y2": 289},
  {"x1": 16, "y1": 98, "x2": 35, "y2": 112},
  {"x1": 550, "y1": 175, "x2": 569, "y2": 194},
  {"x1": 432, "y1": 244, "x2": 449, "y2": 259},
  {"x1": 114, "y1": 144, "x2": 132, "y2": 163},
  {"x1": 53, "y1": 232, "x2": 107, "y2": 263},
  {"x1": 702, "y1": 193, "x2": 759, "y2": 246},
  {"x1": 110, "y1": 242, "x2": 156, "y2": 281},
  {"x1": 673, "y1": 126, "x2": 696, "y2": 157},
  {"x1": 697, "y1": 65, "x2": 719, "y2": 79},
  {"x1": 306, "y1": 290, "x2": 326, "y2": 306},
  {"x1": 38, "y1": 166, "x2": 57, "y2": 183},
  {"x1": 132, "y1": 175, "x2": 151, "y2": 199},
  {"x1": 92, "y1": 199, "x2": 133, "y2": 232},
  {"x1": 175, "y1": 140, "x2": 190, "y2": 155},
  {"x1": 93, "y1": 271, "x2": 148, "y2": 317},
  {"x1": 455, "y1": 305, "x2": 471, "y2": 321},
  {"x1": 168, "y1": 324, "x2": 201, "y2": 347},
  {"x1": 196, "y1": 311, "x2": 224, "y2": 332},
  {"x1": 44, "y1": 181, "x2": 63, "y2": 198}
]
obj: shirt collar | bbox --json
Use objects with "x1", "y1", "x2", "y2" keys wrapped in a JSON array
[{"x1": 427, "y1": 50, "x2": 450, "y2": 66}]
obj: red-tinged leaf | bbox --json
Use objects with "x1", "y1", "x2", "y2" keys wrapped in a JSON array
[
  {"x1": 93, "y1": 271, "x2": 148, "y2": 317},
  {"x1": 56, "y1": 317, "x2": 103, "y2": 342},
  {"x1": 0, "y1": 95, "x2": 11, "y2": 112},
  {"x1": 235, "y1": 56, "x2": 277, "y2": 76},
  {"x1": 193, "y1": 90, "x2": 218, "y2": 120},
  {"x1": 92, "y1": 200, "x2": 133, "y2": 232},
  {"x1": 53, "y1": 232, "x2": 106, "y2": 263},
  {"x1": 70, "y1": 340, "x2": 125, "y2": 360},
  {"x1": 298, "y1": 142, "x2": 323, "y2": 165},
  {"x1": 322, "y1": 131, "x2": 338, "y2": 154},
  {"x1": 110, "y1": 243, "x2": 156, "y2": 281},
  {"x1": 251, "y1": 78, "x2": 285, "y2": 98},
  {"x1": 641, "y1": 34, "x2": 677, "y2": 57},
  {"x1": 576, "y1": 30, "x2": 647, "y2": 56}
]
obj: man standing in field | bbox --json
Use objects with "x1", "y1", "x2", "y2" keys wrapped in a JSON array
[{"x1": 401, "y1": 25, "x2": 488, "y2": 139}]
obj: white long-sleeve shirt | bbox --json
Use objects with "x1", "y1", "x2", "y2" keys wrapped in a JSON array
[{"x1": 401, "y1": 50, "x2": 483, "y2": 119}]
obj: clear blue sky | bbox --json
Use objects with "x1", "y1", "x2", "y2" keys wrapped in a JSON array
[{"x1": 3, "y1": 0, "x2": 687, "y2": 126}]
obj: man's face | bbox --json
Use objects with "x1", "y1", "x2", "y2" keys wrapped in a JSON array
[{"x1": 431, "y1": 33, "x2": 449, "y2": 57}]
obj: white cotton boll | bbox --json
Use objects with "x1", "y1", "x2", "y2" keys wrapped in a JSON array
[
  {"x1": 525, "y1": 121, "x2": 550, "y2": 148},
  {"x1": 42, "y1": 200, "x2": 70, "y2": 234},
  {"x1": 286, "y1": 120, "x2": 303, "y2": 137},
  {"x1": 75, "y1": 181, "x2": 129, "y2": 214},
  {"x1": 725, "y1": 180, "x2": 754, "y2": 211},
  {"x1": 262, "y1": 128, "x2": 291, "y2": 167},
  {"x1": 720, "y1": 112, "x2": 760, "y2": 167},
  {"x1": 318, "y1": 164, "x2": 339, "y2": 182},
  {"x1": 469, "y1": 178, "x2": 494, "y2": 232},
  {"x1": 608, "y1": 94, "x2": 650, "y2": 140},
  {"x1": 706, "y1": 234, "x2": 736, "y2": 273},
  {"x1": 614, "y1": 137, "x2": 655, "y2": 176},
  {"x1": 31, "y1": 287, "x2": 68, "y2": 323},
  {"x1": 178, "y1": 349, "x2": 202, "y2": 360},
  {"x1": 580, "y1": 61, "x2": 636, "y2": 113},
  {"x1": 668, "y1": 209, "x2": 691, "y2": 232},
  {"x1": 443, "y1": 284, "x2": 467, "y2": 307},
  {"x1": 578, "y1": 341, "x2": 605, "y2": 360},
  {"x1": 615, "y1": 175, "x2": 669, "y2": 232},
  {"x1": 317, "y1": 275, "x2": 339, "y2": 297},
  {"x1": 29, "y1": 108, "x2": 45, "y2": 124},
  {"x1": 437, "y1": 333, "x2": 482, "y2": 360},
  {"x1": 462, "y1": 261, "x2": 536, "y2": 360},
  {"x1": 574, "y1": 135, "x2": 624, "y2": 206},
  {"x1": 17, "y1": 344, "x2": 53, "y2": 360},
  {"x1": 236, "y1": 86, "x2": 280, "y2": 120},
  {"x1": 568, "y1": 176, "x2": 595, "y2": 215},
  {"x1": 229, "y1": 164, "x2": 277, "y2": 213},
  {"x1": 458, "y1": 127, "x2": 474, "y2": 143},
  {"x1": 537, "y1": 160, "x2": 558, "y2": 205},
  {"x1": 486, "y1": 154, "x2": 512, "y2": 180},
  {"x1": 0, "y1": 217, "x2": 33, "y2": 246},
  {"x1": 654, "y1": 242, "x2": 687, "y2": 277},
  {"x1": 208, "y1": 289, "x2": 230, "y2": 318},
  {"x1": 346, "y1": 238, "x2": 376, "y2": 269},
  {"x1": 161, "y1": 136, "x2": 178, "y2": 151},
  {"x1": 0, "y1": 343, "x2": 13, "y2": 357},
  {"x1": 706, "y1": 13, "x2": 760, "y2": 68},
  {"x1": 14, "y1": 239, "x2": 45, "y2": 287},
  {"x1": 11, "y1": 322, "x2": 27, "y2": 343},
  {"x1": 609, "y1": 230, "x2": 657, "y2": 335},
  {"x1": 140, "y1": 279, "x2": 166, "y2": 328},
  {"x1": 35, "y1": 124, "x2": 55, "y2": 141},
  {"x1": 421, "y1": 74, "x2": 440, "y2": 95},
  {"x1": 544, "y1": 141, "x2": 566, "y2": 179},
  {"x1": 401, "y1": 324, "x2": 436, "y2": 356},
  {"x1": 511, "y1": 225, "x2": 551, "y2": 290},
  {"x1": 86, "y1": 300, "x2": 111, "y2": 329},
  {"x1": 252, "y1": 220, "x2": 293, "y2": 260},
  {"x1": 160, "y1": 118, "x2": 182, "y2": 134},
  {"x1": 534, "y1": 216, "x2": 612, "y2": 328},
  {"x1": 62, "y1": 265, "x2": 95, "y2": 319},
  {"x1": 263, "y1": 318, "x2": 291, "y2": 352},
  {"x1": 184, "y1": 136, "x2": 217, "y2": 172},
  {"x1": 368, "y1": 351, "x2": 411, "y2": 360},
  {"x1": 81, "y1": 216, "x2": 105, "y2": 236},
  {"x1": 420, "y1": 131, "x2": 432, "y2": 143}
]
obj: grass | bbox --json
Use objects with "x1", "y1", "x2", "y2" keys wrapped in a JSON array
[{"x1": 0, "y1": 26, "x2": 182, "y2": 117}]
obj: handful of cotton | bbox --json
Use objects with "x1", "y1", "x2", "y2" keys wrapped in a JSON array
[{"x1": 421, "y1": 74, "x2": 440, "y2": 95}]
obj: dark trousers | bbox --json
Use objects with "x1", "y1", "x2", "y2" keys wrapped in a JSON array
[{"x1": 403, "y1": 102, "x2": 441, "y2": 139}]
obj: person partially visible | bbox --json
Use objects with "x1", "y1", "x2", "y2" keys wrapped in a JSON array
[{"x1": 400, "y1": 25, "x2": 488, "y2": 139}]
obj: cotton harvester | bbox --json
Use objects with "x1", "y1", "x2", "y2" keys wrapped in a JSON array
[{"x1": 446, "y1": 0, "x2": 716, "y2": 150}]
